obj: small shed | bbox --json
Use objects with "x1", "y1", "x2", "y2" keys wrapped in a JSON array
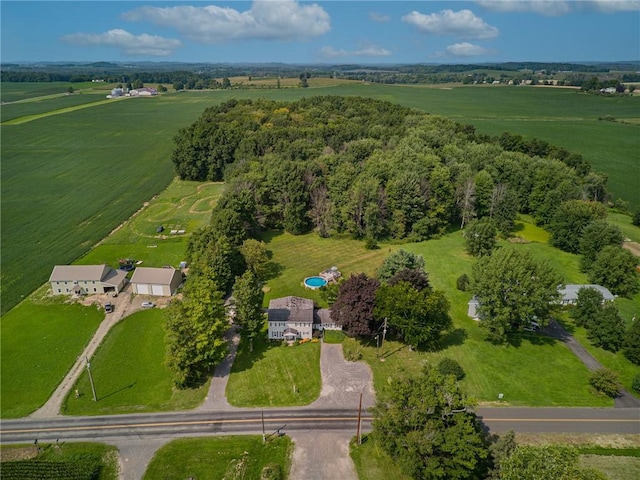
[
  {"x1": 467, "y1": 296, "x2": 480, "y2": 320},
  {"x1": 130, "y1": 267, "x2": 182, "y2": 296}
]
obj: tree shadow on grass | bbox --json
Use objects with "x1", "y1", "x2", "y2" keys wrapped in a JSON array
[
  {"x1": 440, "y1": 327, "x2": 468, "y2": 348},
  {"x1": 98, "y1": 381, "x2": 137, "y2": 401}
]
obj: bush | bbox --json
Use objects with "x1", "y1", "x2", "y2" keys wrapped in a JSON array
[
  {"x1": 633, "y1": 374, "x2": 640, "y2": 393},
  {"x1": 456, "y1": 273, "x2": 470, "y2": 292},
  {"x1": 589, "y1": 368, "x2": 621, "y2": 398},
  {"x1": 261, "y1": 463, "x2": 283, "y2": 480},
  {"x1": 436, "y1": 357, "x2": 466, "y2": 380},
  {"x1": 344, "y1": 347, "x2": 362, "y2": 362},
  {"x1": 632, "y1": 207, "x2": 640, "y2": 227}
]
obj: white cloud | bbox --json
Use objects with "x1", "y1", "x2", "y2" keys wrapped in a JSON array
[
  {"x1": 446, "y1": 42, "x2": 494, "y2": 57},
  {"x1": 475, "y1": 1, "x2": 571, "y2": 16},
  {"x1": 122, "y1": 0, "x2": 331, "y2": 43},
  {"x1": 320, "y1": 45, "x2": 391, "y2": 59},
  {"x1": 369, "y1": 11, "x2": 390, "y2": 23},
  {"x1": 589, "y1": 0, "x2": 640, "y2": 12},
  {"x1": 402, "y1": 9, "x2": 499, "y2": 39},
  {"x1": 476, "y1": 0, "x2": 639, "y2": 15},
  {"x1": 61, "y1": 29, "x2": 182, "y2": 56}
]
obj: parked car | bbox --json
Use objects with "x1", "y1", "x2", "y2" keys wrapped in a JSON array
[
  {"x1": 104, "y1": 302, "x2": 114, "y2": 313},
  {"x1": 141, "y1": 301, "x2": 155, "y2": 308}
]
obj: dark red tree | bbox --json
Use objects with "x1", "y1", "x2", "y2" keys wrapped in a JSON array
[{"x1": 329, "y1": 273, "x2": 380, "y2": 337}]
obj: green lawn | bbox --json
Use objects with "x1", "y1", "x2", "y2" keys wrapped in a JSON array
[
  {"x1": 143, "y1": 435, "x2": 292, "y2": 480},
  {"x1": 226, "y1": 328, "x2": 321, "y2": 407},
  {"x1": 263, "y1": 228, "x2": 614, "y2": 406},
  {"x1": 63, "y1": 309, "x2": 208, "y2": 416},
  {"x1": 0, "y1": 293, "x2": 104, "y2": 418}
]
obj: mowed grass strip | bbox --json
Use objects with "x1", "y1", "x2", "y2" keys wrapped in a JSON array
[
  {"x1": 0, "y1": 296, "x2": 103, "y2": 418},
  {"x1": 579, "y1": 455, "x2": 640, "y2": 480},
  {"x1": 142, "y1": 436, "x2": 292, "y2": 480},
  {"x1": 64, "y1": 309, "x2": 208, "y2": 416},
  {"x1": 226, "y1": 329, "x2": 321, "y2": 407}
]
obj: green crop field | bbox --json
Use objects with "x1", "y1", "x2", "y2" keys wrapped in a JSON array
[{"x1": 2, "y1": 82, "x2": 638, "y2": 315}]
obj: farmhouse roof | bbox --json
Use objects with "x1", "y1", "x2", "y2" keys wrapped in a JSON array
[
  {"x1": 559, "y1": 284, "x2": 615, "y2": 302},
  {"x1": 130, "y1": 267, "x2": 180, "y2": 285},
  {"x1": 102, "y1": 268, "x2": 128, "y2": 287},
  {"x1": 268, "y1": 296, "x2": 314, "y2": 324},
  {"x1": 49, "y1": 264, "x2": 112, "y2": 282}
]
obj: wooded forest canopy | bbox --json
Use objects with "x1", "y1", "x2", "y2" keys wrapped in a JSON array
[{"x1": 172, "y1": 96, "x2": 603, "y2": 242}]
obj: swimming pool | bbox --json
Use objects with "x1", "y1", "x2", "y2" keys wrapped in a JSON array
[{"x1": 304, "y1": 276, "x2": 328, "y2": 289}]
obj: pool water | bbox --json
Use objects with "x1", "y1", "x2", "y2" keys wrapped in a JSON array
[{"x1": 304, "y1": 276, "x2": 328, "y2": 289}]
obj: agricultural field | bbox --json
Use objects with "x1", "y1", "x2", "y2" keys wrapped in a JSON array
[
  {"x1": 2, "y1": 82, "x2": 638, "y2": 315},
  {"x1": 0, "y1": 179, "x2": 223, "y2": 417}
]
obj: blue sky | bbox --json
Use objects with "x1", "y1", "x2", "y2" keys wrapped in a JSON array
[{"x1": 2, "y1": 1, "x2": 639, "y2": 64}]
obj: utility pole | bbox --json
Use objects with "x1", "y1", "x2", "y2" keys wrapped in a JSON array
[
  {"x1": 84, "y1": 356, "x2": 97, "y2": 402},
  {"x1": 380, "y1": 317, "x2": 387, "y2": 361},
  {"x1": 375, "y1": 334, "x2": 380, "y2": 358},
  {"x1": 356, "y1": 392, "x2": 363, "y2": 445},
  {"x1": 261, "y1": 409, "x2": 266, "y2": 444}
]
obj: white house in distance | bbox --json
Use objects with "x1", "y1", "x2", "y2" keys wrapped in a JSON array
[
  {"x1": 558, "y1": 284, "x2": 615, "y2": 305},
  {"x1": 49, "y1": 265, "x2": 127, "y2": 295},
  {"x1": 130, "y1": 267, "x2": 182, "y2": 296},
  {"x1": 129, "y1": 87, "x2": 157, "y2": 97}
]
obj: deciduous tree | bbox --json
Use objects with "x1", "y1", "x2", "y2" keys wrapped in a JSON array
[
  {"x1": 571, "y1": 287, "x2": 604, "y2": 328},
  {"x1": 587, "y1": 302, "x2": 625, "y2": 352},
  {"x1": 579, "y1": 220, "x2": 623, "y2": 271},
  {"x1": 375, "y1": 282, "x2": 451, "y2": 350},
  {"x1": 164, "y1": 275, "x2": 228, "y2": 388},
  {"x1": 588, "y1": 245, "x2": 639, "y2": 297},
  {"x1": 623, "y1": 318, "x2": 640, "y2": 365},
  {"x1": 232, "y1": 270, "x2": 264, "y2": 352},
  {"x1": 329, "y1": 273, "x2": 380, "y2": 337},
  {"x1": 471, "y1": 247, "x2": 562, "y2": 343},
  {"x1": 372, "y1": 364, "x2": 488, "y2": 480},
  {"x1": 377, "y1": 249, "x2": 426, "y2": 283},
  {"x1": 463, "y1": 218, "x2": 497, "y2": 257},
  {"x1": 548, "y1": 200, "x2": 606, "y2": 254}
]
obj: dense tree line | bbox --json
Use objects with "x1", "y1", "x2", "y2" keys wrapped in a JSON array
[{"x1": 173, "y1": 96, "x2": 605, "y2": 244}]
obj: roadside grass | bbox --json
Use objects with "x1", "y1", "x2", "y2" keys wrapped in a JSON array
[
  {"x1": 226, "y1": 328, "x2": 321, "y2": 407},
  {"x1": 0, "y1": 294, "x2": 104, "y2": 418},
  {"x1": 0, "y1": 442, "x2": 119, "y2": 480},
  {"x1": 350, "y1": 434, "x2": 411, "y2": 480},
  {"x1": 63, "y1": 309, "x2": 208, "y2": 416},
  {"x1": 579, "y1": 455, "x2": 640, "y2": 480},
  {"x1": 142, "y1": 435, "x2": 292, "y2": 480}
]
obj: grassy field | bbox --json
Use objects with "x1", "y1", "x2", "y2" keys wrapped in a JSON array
[
  {"x1": 226, "y1": 329, "x2": 322, "y2": 407},
  {"x1": 2, "y1": 82, "x2": 638, "y2": 315},
  {"x1": 142, "y1": 436, "x2": 292, "y2": 480},
  {"x1": 260, "y1": 217, "x2": 636, "y2": 407},
  {"x1": 63, "y1": 309, "x2": 209, "y2": 416},
  {"x1": 0, "y1": 292, "x2": 104, "y2": 418}
]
